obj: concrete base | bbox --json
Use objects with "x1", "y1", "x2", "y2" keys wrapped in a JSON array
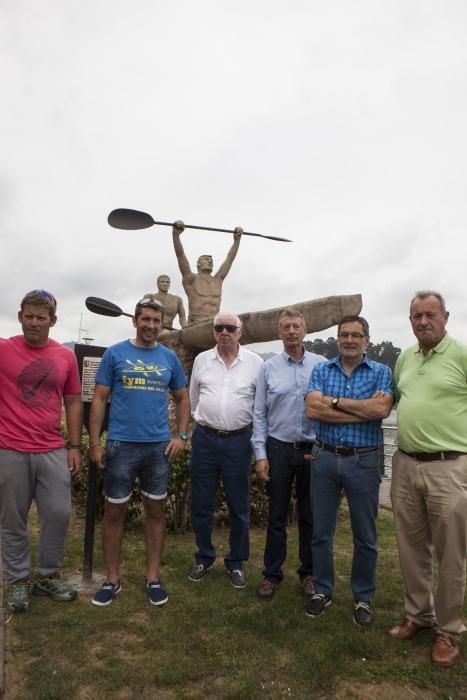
[{"x1": 67, "y1": 572, "x2": 106, "y2": 595}]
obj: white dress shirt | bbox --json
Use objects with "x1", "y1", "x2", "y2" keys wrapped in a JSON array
[{"x1": 190, "y1": 345, "x2": 263, "y2": 431}]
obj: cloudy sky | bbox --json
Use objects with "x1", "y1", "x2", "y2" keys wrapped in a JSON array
[{"x1": 2, "y1": 1, "x2": 466, "y2": 354}]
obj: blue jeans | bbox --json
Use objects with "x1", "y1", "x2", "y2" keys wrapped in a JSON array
[
  {"x1": 105, "y1": 440, "x2": 169, "y2": 503},
  {"x1": 263, "y1": 437, "x2": 313, "y2": 583},
  {"x1": 190, "y1": 425, "x2": 252, "y2": 570},
  {"x1": 311, "y1": 447, "x2": 381, "y2": 601}
]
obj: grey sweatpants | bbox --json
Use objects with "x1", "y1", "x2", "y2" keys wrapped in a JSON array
[{"x1": 0, "y1": 448, "x2": 72, "y2": 583}]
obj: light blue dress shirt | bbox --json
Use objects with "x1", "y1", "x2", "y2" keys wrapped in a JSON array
[{"x1": 252, "y1": 350, "x2": 324, "y2": 460}]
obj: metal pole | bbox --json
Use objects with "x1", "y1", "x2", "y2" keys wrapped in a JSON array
[{"x1": 82, "y1": 460, "x2": 98, "y2": 581}]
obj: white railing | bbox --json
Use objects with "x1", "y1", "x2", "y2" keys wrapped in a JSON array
[{"x1": 382, "y1": 424, "x2": 397, "y2": 477}]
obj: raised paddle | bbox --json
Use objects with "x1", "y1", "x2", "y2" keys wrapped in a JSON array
[
  {"x1": 85, "y1": 297, "x2": 133, "y2": 318},
  {"x1": 107, "y1": 208, "x2": 292, "y2": 243}
]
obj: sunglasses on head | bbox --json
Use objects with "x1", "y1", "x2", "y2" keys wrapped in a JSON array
[
  {"x1": 213, "y1": 324, "x2": 239, "y2": 333},
  {"x1": 136, "y1": 298, "x2": 164, "y2": 311},
  {"x1": 24, "y1": 289, "x2": 57, "y2": 306}
]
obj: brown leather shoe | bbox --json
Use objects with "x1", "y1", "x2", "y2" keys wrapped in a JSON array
[
  {"x1": 431, "y1": 633, "x2": 460, "y2": 668},
  {"x1": 388, "y1": 618, "x2": 435, "y2": 640}
]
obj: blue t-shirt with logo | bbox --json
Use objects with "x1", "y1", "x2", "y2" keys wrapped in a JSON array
[{"x1": 95, "y1": 340, "x2": 187, "y2": 442}]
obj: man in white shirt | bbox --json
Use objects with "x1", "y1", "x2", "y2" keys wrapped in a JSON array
[{"x1": 188, "y1": 311, "x2": 263, "y2": 588}]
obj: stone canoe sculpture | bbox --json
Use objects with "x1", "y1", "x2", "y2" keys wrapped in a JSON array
[{"x1": 160, "y1": 293, "x2": 362, "y2": 373}]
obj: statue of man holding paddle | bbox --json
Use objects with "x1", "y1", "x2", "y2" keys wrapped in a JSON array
[{"x1": 172, "y1": 221, "x2": 243, "y2": 324}]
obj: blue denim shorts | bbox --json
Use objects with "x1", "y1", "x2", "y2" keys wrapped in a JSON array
[{"x1": 104, "y1": 440, "x2": 170, "y2": 503}]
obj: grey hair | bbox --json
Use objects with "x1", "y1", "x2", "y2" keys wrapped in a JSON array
[
  {"x1": 410, "y1": 290, "x2": 447, "y2": 313},
  {"x1": 213, "y1": 311, "x2": 242, "y2": 329},
  {"x1": 278, "y1": 308, "x2": 306, "y2": 329}
]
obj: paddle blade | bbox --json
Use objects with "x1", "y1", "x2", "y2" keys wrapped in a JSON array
[
  {"x1": 85, "y1": 296, "x2": 126, "y2": 318},
  {"x1": 108, "y1": 208, "x2": 155, "y2": 230}
]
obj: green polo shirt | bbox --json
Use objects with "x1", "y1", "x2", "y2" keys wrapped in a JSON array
[{"x1": 394, "y1": 333, "x2": 467, "y2": 452}]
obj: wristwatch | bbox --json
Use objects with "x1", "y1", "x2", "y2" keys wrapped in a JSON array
[
  {"x1": 176, "y1": 432, "x2": 188, "y2": 441},
  {"x1": 331, "y1": 397, "x2": 340, "y2": 410}
]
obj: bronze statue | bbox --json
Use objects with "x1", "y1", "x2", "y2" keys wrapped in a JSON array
[
  {"x1": 143, "y1": 274, "x2": 187, "y2": 330},
  {"x1": 172, "y1": 221, "x2": 242, "y2": 324}
]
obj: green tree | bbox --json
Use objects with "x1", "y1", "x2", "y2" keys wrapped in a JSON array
[
  {"x1": 304, "y1": 337, "x2": 338, "y2": 359},
  {"x1": 304, "y1": 338, "x2": 401, "y2": 370}
]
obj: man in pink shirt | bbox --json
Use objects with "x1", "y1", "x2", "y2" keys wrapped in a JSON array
[{"x1": 0, "y1": 290, "x2": 83, "y2": 613}]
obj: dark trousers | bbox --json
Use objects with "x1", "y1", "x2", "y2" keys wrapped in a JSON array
[
  {"x1": 190, "y1": 425, "x2": 252, "y2": 570},
  {"x1": 263, "y1": 436, "x2": 313, "y2": 584}
]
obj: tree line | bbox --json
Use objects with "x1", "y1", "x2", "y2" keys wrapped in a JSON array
[{"x1": 303, "y1": 338, "x2": 401, "y2": 371}]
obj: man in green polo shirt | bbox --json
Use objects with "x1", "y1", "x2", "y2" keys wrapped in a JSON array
[{"x1": 389, "y1": 290, "x2": 467, "y2": 669}]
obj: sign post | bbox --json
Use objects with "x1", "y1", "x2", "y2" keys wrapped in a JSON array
[{"x1": 74, "y1": 344, "x2": 108, "y2": 581}]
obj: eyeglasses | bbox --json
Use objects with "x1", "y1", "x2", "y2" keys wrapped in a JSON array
[
  {"x1": 23, "y1": 290, "x2": 57, "y2": 307},
  {"x1": 135, "y1": 298, "x2": 164, "y2": 312},
  {"x1": 337, "y1": 332, "x2": 366, "y2": 340},
  {"x1": 213, "y1": 324, "x2": 239, "y2": 333}
]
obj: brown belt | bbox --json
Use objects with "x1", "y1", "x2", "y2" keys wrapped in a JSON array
[
  {"x1": 316, "y1": 440, "x2": 378, "y2": 457},
  {"x1": 199, "y1": 423, "x2": 252, "y2": 438},
  {"x1": 400, "y1": 449, "x2": 465, "y2": 462}
]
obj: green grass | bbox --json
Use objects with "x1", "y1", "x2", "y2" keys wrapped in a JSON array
[{"x1": 4, "y1": 507, "x2": 466, "y2": 699}]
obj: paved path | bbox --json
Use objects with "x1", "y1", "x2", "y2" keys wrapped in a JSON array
[{"x1": 379, "y1": 477, "x2": 392, "y2": 510}]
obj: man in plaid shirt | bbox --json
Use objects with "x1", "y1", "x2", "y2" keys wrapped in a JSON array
[{"x1": 304, "y1": 315, "x2": 393, "y2": 625}]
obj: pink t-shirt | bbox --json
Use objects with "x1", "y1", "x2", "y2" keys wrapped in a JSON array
[{"x1": 0, "y1": 336, "x2": 81, "y2": 452}]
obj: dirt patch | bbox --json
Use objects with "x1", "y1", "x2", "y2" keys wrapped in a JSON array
[
  {"x1": 3, "y1": 624, "x2": 26, "y2": 700},
  {"x1": 330, "y1": 681, "x2": 436, "y2": 699}
]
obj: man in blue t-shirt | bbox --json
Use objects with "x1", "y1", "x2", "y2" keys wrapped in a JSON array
[
  {"x1": 89, "y1": 298, "x2": 189, "y2": 608},
  {"x1": 304, "y1": 315, "x2": 393, "y2": 626}
]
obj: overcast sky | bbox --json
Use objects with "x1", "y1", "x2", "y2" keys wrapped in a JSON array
[{"x1": 2, "y1": 1, "x2": 466, "y2": 354}]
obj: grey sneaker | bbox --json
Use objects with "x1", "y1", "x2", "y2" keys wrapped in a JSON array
[
  {"x1": 353, "y1": 600, "x2": 372, "y2": 626},
  {"x1": 188, "y1": 563, "x2": 212, "y2": 582},
  {"x1": 31, "y1": 573, "x2": 77, "y2": 602},
  {"x1": 256, "y1": 578, "x2": 277, "y2": 600},
  {"x1": 228, "y1": 568, "x2": 246, "y2": 589},
  {"x1": 6, "y1": 578, "x2": 30, "y2": 613},
  {"x1": 305, "y1": 593, "x2": 332, "y2": 617}
]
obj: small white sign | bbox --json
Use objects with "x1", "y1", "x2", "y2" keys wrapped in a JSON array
[{"x1": 81, "y1": 357, "x2": 102, "y2": 402}]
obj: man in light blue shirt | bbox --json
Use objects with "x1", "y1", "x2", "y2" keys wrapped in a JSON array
[{"x1": 252, "y1": 309, "x2": 324, "y2": 600}]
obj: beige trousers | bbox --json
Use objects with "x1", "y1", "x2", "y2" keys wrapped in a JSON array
[{"x1": 391, "y1": 449, "x2": 467, "y2": 638}]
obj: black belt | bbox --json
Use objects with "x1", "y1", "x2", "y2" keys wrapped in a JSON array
[
  {"x1": 400, "y1": 449, "x2": 465, "y2": 462},
  {"x1": 316, "y1": 440, "x2": 378, "y2": 457},
  {"x1": 268, "y1": 436, "x2": 313, "y2": 451},
  {"x1": 199, "y1": 423, "x2": 252, "y2": 438}
]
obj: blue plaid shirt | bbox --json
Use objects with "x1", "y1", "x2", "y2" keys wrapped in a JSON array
[{"x1": 308, "y1": 355, "x2": 393, "y2": 447}]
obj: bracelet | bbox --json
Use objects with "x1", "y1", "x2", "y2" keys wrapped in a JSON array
[
  {"x1": 89, "y1": 443, "x2": 101, "y2": 449},
  {"x1": 69, "y1": 444, "x2": 82, "y2": 450}
]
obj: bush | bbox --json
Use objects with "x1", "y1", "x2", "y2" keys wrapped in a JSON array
[{"x1": 68, "y1": 426, "x2": 271, "y2": 531}]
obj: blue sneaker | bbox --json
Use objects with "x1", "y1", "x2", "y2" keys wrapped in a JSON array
[
  {"x1": 146, "y1": 580, "x2": 168, "y2": 606},
  {"x1": 91, "y1": 581, "x2": 121, "y2": 607}
]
